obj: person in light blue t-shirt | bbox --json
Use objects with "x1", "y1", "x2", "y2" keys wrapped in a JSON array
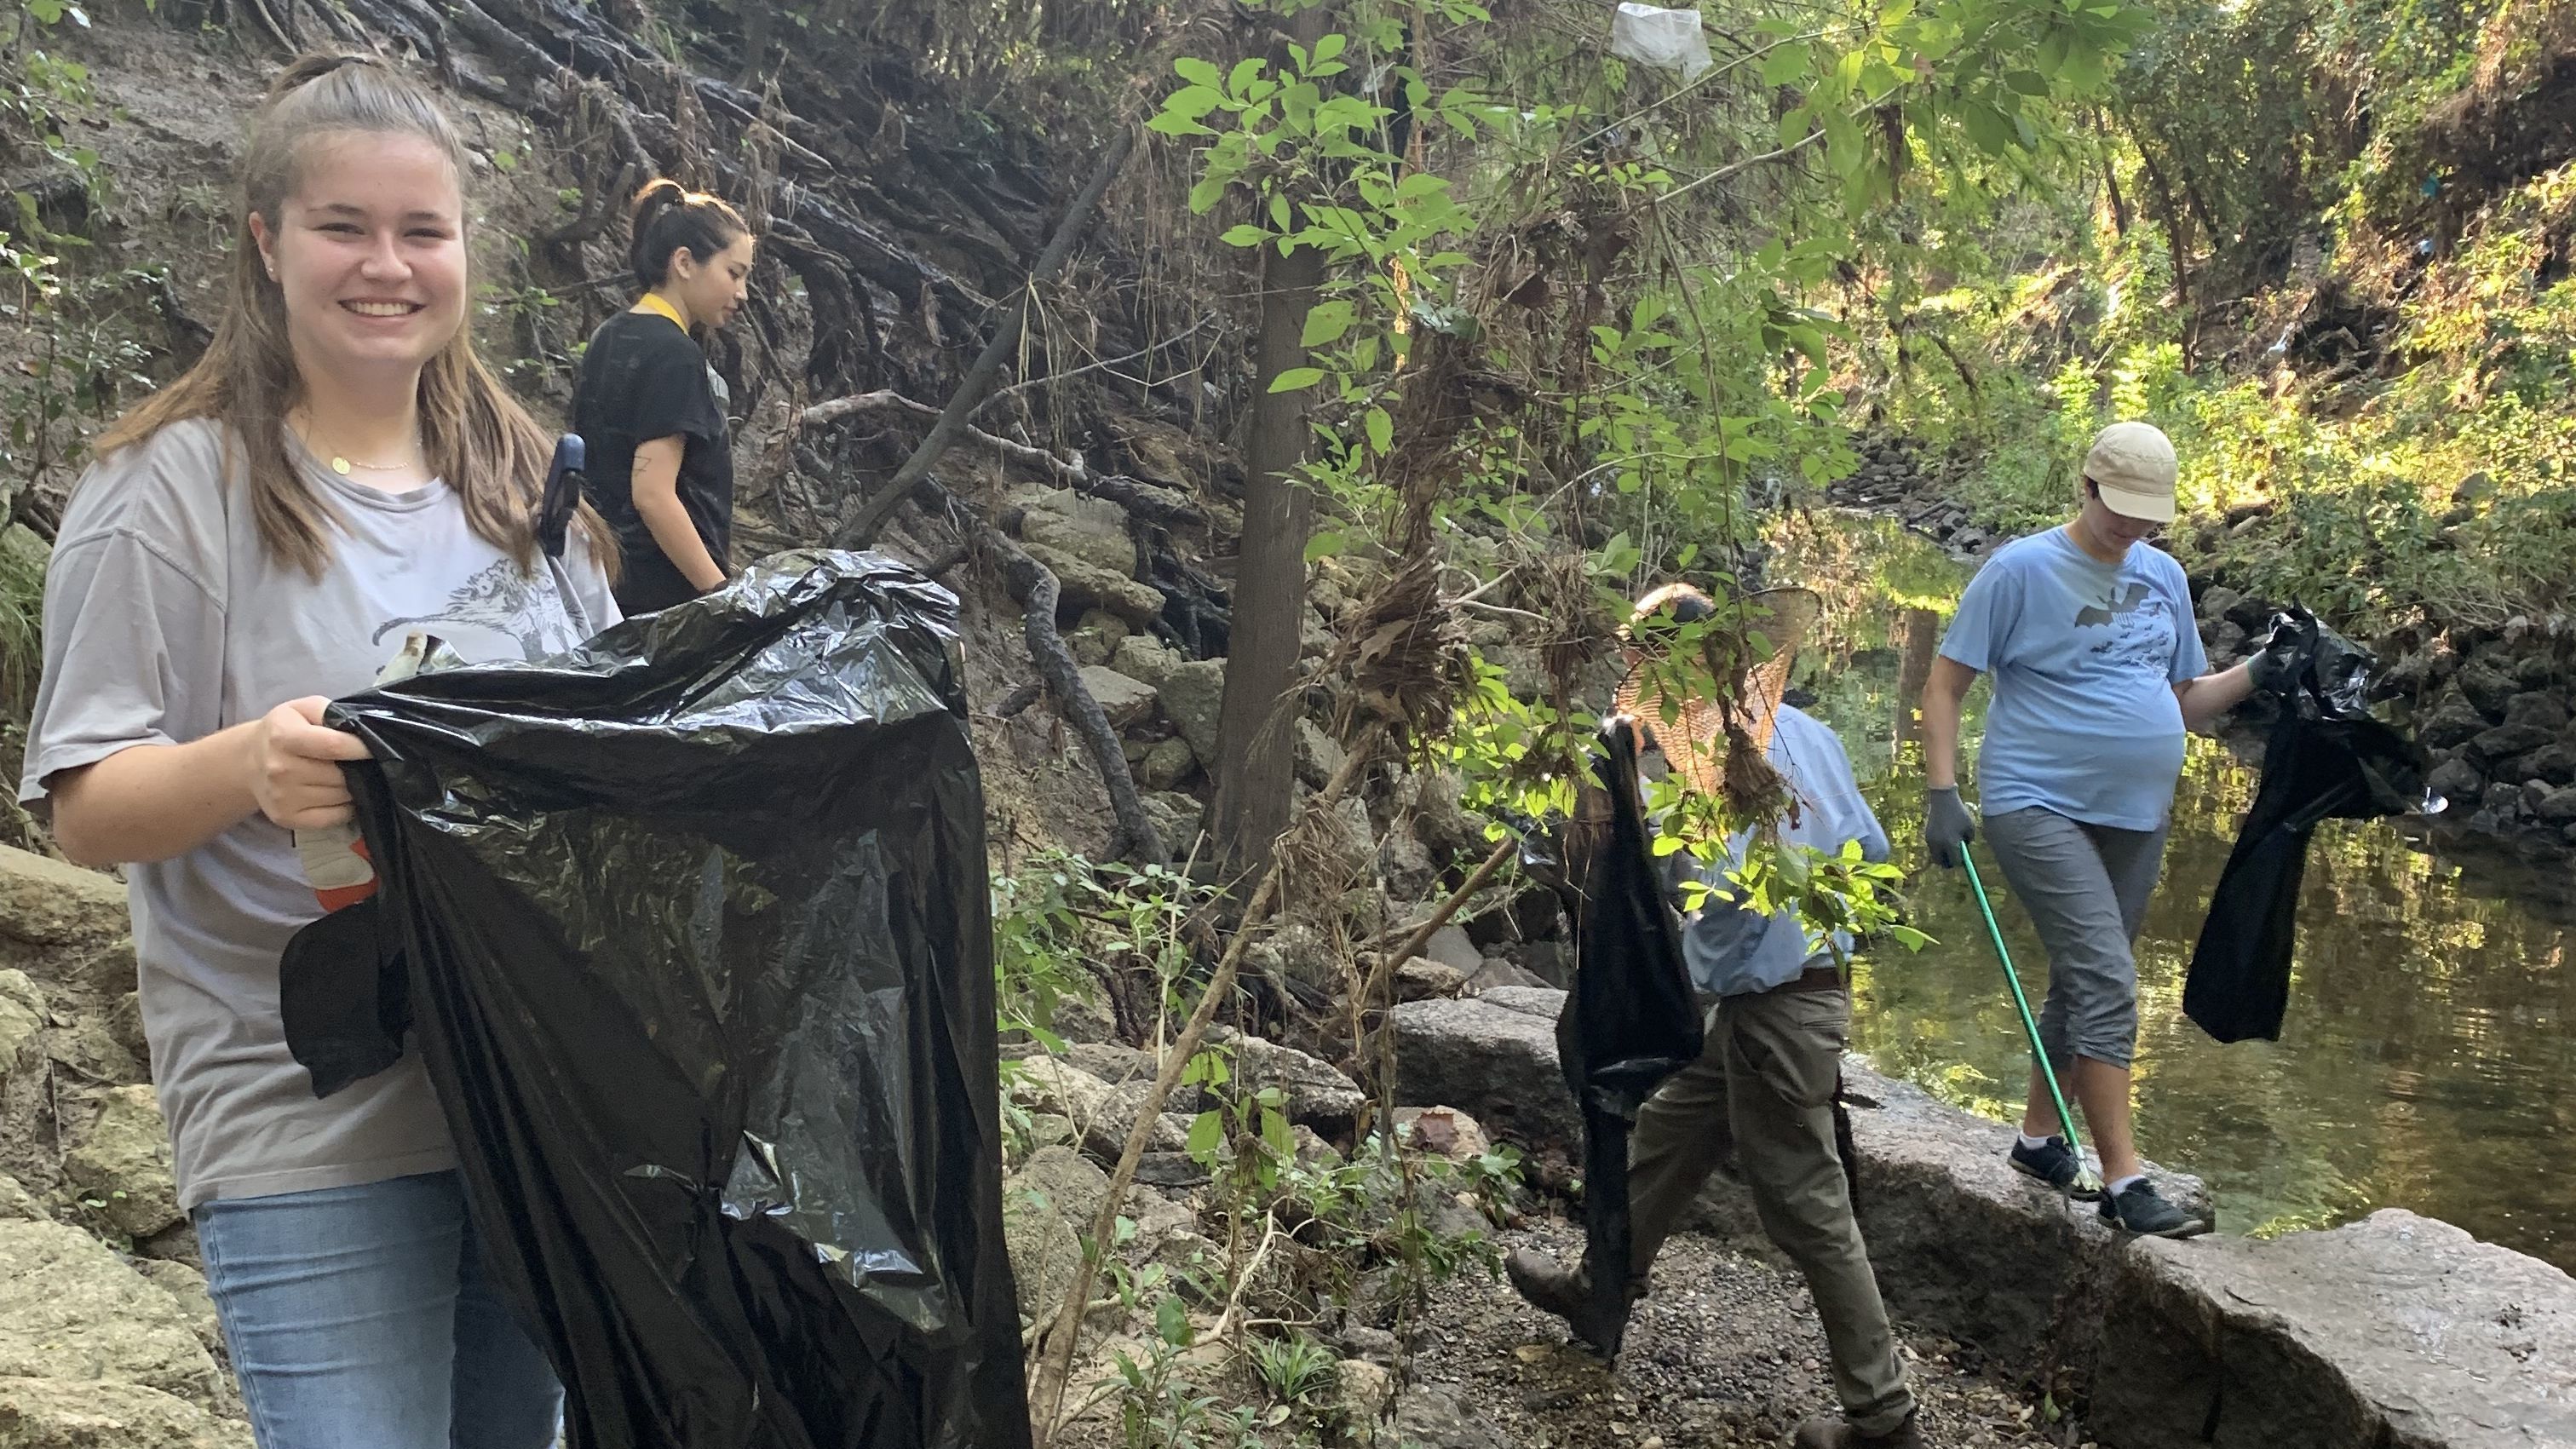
[{"x1": 1919, "y1": 422, "x2": 2287, "y2": 1239}]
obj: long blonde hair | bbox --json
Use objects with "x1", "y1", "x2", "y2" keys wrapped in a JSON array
[{"x1": 97, "y1": 53, "x2": 612, "y2": 578}]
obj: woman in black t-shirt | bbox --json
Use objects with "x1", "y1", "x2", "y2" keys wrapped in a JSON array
[{"x1": 573, "y1": 179, "x2": 755, "y2": 614}]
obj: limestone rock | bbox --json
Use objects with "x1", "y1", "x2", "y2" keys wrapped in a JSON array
[
  {"x1": 1388, "y1": 1388, "x2": 1506, "y2": 1449},
  {"x1": 2093, "y1": 1210, "x2": 2576, "y2": 1449},
  {"x1": 1006, "y1": 1055, "x2": 1115, "y2": 1125},
  {"x1": 0, "y1": 1222, "x2": 221, "y2": 1407},
  {"x1": 2425, "y1": 756, "x2": 2485, "y2": 807},
  {"x1": 2455, "y1": 658, "x2": 2517, "y2": 720},
  {"x1": 1207, "y1": 1028, "x2": 1364, "y2": 1136},
  {"x1": 1389, "y1": 989, "x2": 1580, "y2": 1157},
  {"x1": 1334, "y1": 1359, "x2": 1395, "y2": 1435},
  {"x1": 1111, "y1": 634, "x2": 1185, "y2": 693},
  {"x1": 1021, "y1": 540, "x2": 1164, "y2": 629},
  {"x1": 1463, "y1": 957, "x2": 1549, "y2": 994},
  {"x1": 1294, "y1": 718, "x2": 1345, "y2": 791},
  {"x1": 1139, "y1": 736, "x2": 1196, "y2": 791},
  {"x1": 1077, "y1": 666, "x2": 1159, "y2": 730},
  {"x1": 0, "y1": 1377, "x2": 254, "y2": 1449},
  {"x1": 0, "y1": 1176, "x2": 43, "y2": 1223},
  {"x1": 1157, "y1": 658, "x2": 1228, "y2": 766},
  {"x1": 2417, "y1": 699, "x2": 2489, "y2": 751},
  {"x1": 1081, "y1": 1085, "x2": 1193, "y2": 1161},
  {"x1": 1378, "y1": 825, "x2": 1437, "y2": 904},
  {"x1": 1002, "y1": 1146, "x2": 1107, "y2": 1321},
  {"x1": 1394, "y1": 957, "x2": 1463, "y2": 1001},
  {"x1": 2470, "y1": 721, "x2": 2555, "y2": 763},
  {"x1": 2195, "y1": 585, "x2": 2243, "y2": 624},
  {"x1": 128, "y1": 1263, "x2": 220, "y2": 1360},
  {"x1": 0, "y1": 973, "x2": 39, "y2": 1088},
  {"x1": 1393, "y1": 1106, "x2": 1492, "y2": 1164},
  {"x1": 103, "y1": 996, "x2": 148, "y2": 1078},
  {"x1": 2503, "y1": 690, "x2": 2568, "y2": 733},
  {"x1": 61, "y1": 1087, "x2": 182, "y2": 1240},
  {"x1": 1141, "y1": 793, "x2": 1205, "y2": 862},
  {"x1": 1066, "y1": 613, "x2": 1125, "y2": 667},
  {"x1": 0, "y1": 848, "x2": 127, "y2": 947},
  {"x1": 1061, "y1": 1042, "x2": 1153, "y2": 1086},
  {"x1": 1017, "y1": 489, "x2": 1138, "y2": 578},
  {"x1": 1420, "y1": 925, "x2": 1483, "y2": 975}
]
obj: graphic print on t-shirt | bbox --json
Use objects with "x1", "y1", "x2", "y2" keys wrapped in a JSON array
[
  {"x1": 369, "y1": 557, "x2": 584, "y2": 662},
  {"x1": 2075, "y1": 581, "x2": 2151, "y2": 627},
  {"x1": 2078, "y1": 578, "x2": 2181, "y2": 676}
]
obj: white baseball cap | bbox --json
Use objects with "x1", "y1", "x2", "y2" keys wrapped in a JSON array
[{"x1": 2084, "y1": 422, "x2": 2177, "y2": 523}]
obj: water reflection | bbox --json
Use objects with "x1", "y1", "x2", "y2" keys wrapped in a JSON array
[{"x1": 1770, "y1": 511, "x2": 2576, "y2": 1270}]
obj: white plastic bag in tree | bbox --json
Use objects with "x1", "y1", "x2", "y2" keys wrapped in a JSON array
[{"x1": 1609, "y1": 3, "x2": 1713, "y2": 83}]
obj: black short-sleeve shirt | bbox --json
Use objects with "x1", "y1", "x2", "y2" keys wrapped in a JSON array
[{"x1": 572, "y1": 310, "x2": 734, "y2": 614}]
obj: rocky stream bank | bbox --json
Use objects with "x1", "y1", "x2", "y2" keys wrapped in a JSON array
[{"x1": 3, "y1": 832, "x2": 2571, "y2": 1449}]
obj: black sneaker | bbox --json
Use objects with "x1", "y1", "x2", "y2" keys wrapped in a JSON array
[
  {"x1": 2099, "y1": 1179, "x2": 2210, "y2": 1238},
  {"x1": 2008, "y1": 1136, "x2": 2103, "y2": 1201}
]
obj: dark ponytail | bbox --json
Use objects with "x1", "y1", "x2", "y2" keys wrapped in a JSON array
[{"x1": 628, "y1": 177, "x2": 750, "y2": 290}]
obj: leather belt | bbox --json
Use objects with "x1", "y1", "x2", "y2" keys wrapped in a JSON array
[{"x1": 1778, "y1": 963, "x2": 1849, "y2": 994}]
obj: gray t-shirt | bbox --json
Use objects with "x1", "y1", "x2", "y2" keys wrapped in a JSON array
[{"x1": 17, "y1": 417, "x2": 619, "y2": 1211}]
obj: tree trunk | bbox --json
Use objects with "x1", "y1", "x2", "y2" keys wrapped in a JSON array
[{"x1": 1209, "y1": 6, "x2": 1331, "y2": 893}]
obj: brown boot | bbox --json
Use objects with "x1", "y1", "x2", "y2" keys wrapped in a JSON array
[
  {"x1": 1502, "y1": 1249, "x2": 1636, "y2": 1351},
  {"x1": 1792, "y1": 1409, "x2": 1925, "y2": 1448}
]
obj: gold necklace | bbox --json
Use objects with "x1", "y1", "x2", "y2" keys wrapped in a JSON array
[{"x1": 299, "y1": 417, "x2": 418, "y2": 476}]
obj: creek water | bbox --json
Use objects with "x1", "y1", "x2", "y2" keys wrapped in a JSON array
[{"x1": 1768, "y1": 511, "x2": 2576, "y2": 1271}]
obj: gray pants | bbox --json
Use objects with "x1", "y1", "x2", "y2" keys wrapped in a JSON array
[
  {"x1": 1981, "y1": 806, "x2": 2171, "y2": 1070},
  {"x1": 1627, "y1": 985, "x2": 1915, "y2": 1436}
]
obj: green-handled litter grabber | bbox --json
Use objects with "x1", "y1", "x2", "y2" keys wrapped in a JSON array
[{"x1": 1959, "y1": 849, "x2": 2103, "y2": 1198}]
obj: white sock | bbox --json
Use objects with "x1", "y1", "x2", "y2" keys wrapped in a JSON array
[
  {"x1": 2017, "y1": 1132, "x2": 2055, "y2": 1150},
  {"x1": 2107, "y1": 1173, "x2": 2147, "y2": 1197}
]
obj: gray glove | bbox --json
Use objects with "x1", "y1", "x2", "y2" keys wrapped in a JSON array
[
  {"x1": 1924, "y1": 786, "x2": 1976, "y2": 870},
  {"x1": 2246, "y1": 640, "x2": 2299, "y2": 696}
]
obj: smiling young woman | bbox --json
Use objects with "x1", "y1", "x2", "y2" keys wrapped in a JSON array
[
  {"x1": 571, "y1": 179, "x2": 755, "y2": 614},
  {"x1": 14, "y1": 53, "x2": 618, "y2": 1449}
]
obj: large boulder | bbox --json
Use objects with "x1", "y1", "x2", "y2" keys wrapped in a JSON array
[
  {"x1": 2091, "y1": 1210, "x2": 2576, "y2": 1449},
  {"x1": 1076, "y1": 666, "x2": 1159, "y2": 730},
  {"x1": 1419, "y1": 925, "x2": 1482, "y2": 975},
  {"x1": 0, "y1": 1222, "x2": 222, "y2": 1408},
  {"x1": 1831, "y1": 1062, "x2": 2209, "y2": 1370},
  {"x1": 1206, "y1": 1028, "x2": 1364, "y2": 1136},
  {"x1": 1020, "y1": 541, "x2": 1165, "y2": 630},
  {"x1": 1294, "y1": 719, "x2": 1345, "y2": 791},
  {"x1": 1111, "y1": 635, "x2": 1185, "y2": 693},
  {"x1": 1157, "y1": 658, "x2": 1228, "y2": 767},
  {"x1": 1015, "y1": 488, "x2": 1137, "y2": 578},
  {"x1": 1389, "y1": 988, "x2": 1579, "y2": 1159},
  {"x1": 0, "y1": 849, "x2": 126, "y2": 948},
  {"x1": 0, "y1": 1377, "x2": 253, "y2": 1449},
  {"x1": 1001, "y1": 1145, "x2": 1109, "y2": 1321},
  {"x1": 61, "y1": 1087, "x2": 182, "y2": 1241}
]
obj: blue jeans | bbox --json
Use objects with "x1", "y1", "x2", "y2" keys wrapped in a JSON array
[{"x1": 194, "y1": 1170, "x2": 561, "y2": 1449}]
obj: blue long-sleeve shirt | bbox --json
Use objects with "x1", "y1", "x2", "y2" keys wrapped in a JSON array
[{"x1": 1676, "y1": 704, "x2": 1889, "y2": 998}]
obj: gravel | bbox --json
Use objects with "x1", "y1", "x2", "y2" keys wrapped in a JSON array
[{"x1": 1401, "y1": 1216, "x2": 2088, "y2": 1449}]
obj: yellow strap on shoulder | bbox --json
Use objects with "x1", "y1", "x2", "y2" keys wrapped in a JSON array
[{"x1": 634, "y1": 292, "x2": 687, "y2": 331}]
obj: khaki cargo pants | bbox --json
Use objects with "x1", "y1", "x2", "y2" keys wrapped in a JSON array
[{"x1": 1626, "y1": 980, "x2": 1915, "y2": 1436}]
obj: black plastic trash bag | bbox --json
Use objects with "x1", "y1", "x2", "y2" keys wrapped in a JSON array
[
  {"x1": 317, "y1": 550, "x2": 1028, "y2": 1449},
  {"x1": 1555, "y1": 719, "x2": 1704, "y2": 1358},
  {"x1": 2184, "y1": 608, "x2": 2431, "y2": 1045}
]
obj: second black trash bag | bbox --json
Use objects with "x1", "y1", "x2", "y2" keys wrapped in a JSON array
[
  {"x1": 2184, "y1": 608, "x2": 2431, "y2": 1045},
  {"x1": 329, "y1": 551, "x2": 1028, "y2": 1449},
  {"x1": 1555, "y1": 718, "x2": 1704, "y2": 1358}
]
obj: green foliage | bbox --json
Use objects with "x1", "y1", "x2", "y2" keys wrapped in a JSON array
[{"x1": 1243, "y1": 1332, "x2": 1337, "y2": 1406}]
